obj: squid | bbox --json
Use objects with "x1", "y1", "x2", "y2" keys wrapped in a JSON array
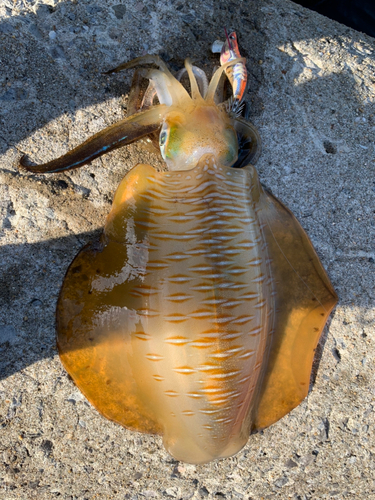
[{"x1": 20, "y1": 31, "x2": 337, "y2": 464}]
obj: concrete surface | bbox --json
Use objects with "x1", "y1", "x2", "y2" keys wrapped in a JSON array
[{"x1": 0, "y1": 0, "x2": 374, "y2": 498}]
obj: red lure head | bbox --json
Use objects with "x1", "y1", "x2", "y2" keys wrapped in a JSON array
[{"x1": 220, "y1": 29, "x2": 240, "y2": 64}]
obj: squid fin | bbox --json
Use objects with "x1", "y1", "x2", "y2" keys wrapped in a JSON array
[
  {"x1": 252, "y1": 176, "x2": 337, "y2": 430},
  {"x1": 56, "y1": 163, "x2": 162, "y2": 434}
]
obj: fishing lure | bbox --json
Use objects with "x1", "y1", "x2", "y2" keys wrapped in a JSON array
[{"x1": 20, "y1": 32, "x2": 337, "y2": 464}]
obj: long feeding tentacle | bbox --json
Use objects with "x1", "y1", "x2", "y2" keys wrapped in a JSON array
[{"x1": 20, "y1": 105, "x2": 168, "y2": 173}]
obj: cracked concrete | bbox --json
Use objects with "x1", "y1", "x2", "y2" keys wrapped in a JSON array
[{"x1": 0, "y1": 0, "x2": 374, "y2": 499}]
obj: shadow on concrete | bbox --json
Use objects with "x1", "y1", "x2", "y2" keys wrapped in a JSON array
[{"x1": 0, "y1": 228, "x2": 101, "y2": 381}]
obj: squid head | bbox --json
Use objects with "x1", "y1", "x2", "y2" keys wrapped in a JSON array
[{"x1": 20, "y1": 56, "x2": 257, "y2": 174}]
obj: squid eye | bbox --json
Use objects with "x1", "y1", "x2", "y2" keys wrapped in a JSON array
[{"x1": 160, "y1": 130, "x2": 168, "y2": 146}]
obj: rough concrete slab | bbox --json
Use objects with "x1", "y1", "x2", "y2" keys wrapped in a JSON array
[{"x1": 0, "y1": 0, "x2": 374, "y2": 499}]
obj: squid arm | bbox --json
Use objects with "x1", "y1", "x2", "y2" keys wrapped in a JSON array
[{"x1": 104, "y1": 54, "x2": 173, "y2": 78}]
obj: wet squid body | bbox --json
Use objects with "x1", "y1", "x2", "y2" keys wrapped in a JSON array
[{"x1": 21, "y1": 32, "x2": 337, "y2": 464}]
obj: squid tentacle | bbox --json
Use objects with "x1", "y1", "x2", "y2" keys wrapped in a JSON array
[{"x1": 20, "y1": 105, "x2": 168, "y2": 174}]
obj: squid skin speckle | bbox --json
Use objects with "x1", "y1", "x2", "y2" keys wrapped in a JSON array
[{"x1": 20, "y1": 31, "x2": 337, "y2": 464}]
